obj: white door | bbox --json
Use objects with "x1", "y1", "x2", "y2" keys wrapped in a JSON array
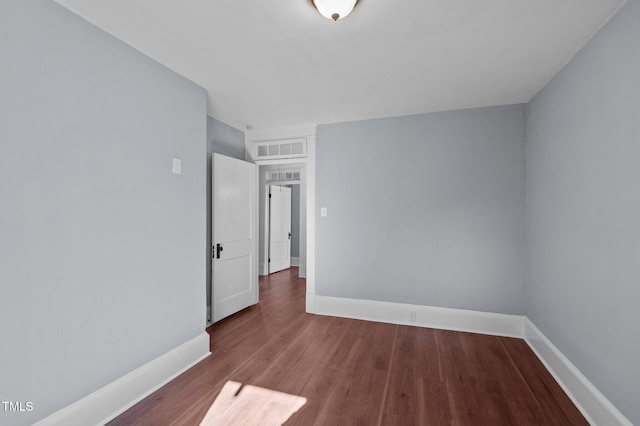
[
  {"x1": 268, "y1": 185, "x2": 292, "y2": 274},
  {"x1": 212, "y1": 154, "x2": 258, "y2": 322}
]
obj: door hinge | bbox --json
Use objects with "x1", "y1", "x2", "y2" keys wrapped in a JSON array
[
  {"x1": 268, "y1": 258, "x2": 271, "y2": 263},
  {"x1": 269, "y1": 194, "x2": 271, "y2": 198},
  {"x1": 288, "y1": 232, "x2": 291, "y2": 240},
  {"x1": 211, "y1": 245, "x2": 215, "y2": 259}
]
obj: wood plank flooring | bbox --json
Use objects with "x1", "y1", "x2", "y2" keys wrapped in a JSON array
[{"x1": 109, "y1": 268, "x2": 587, "y2": 425}]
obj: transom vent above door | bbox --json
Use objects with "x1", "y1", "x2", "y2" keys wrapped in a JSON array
[
  {"x1": 267, "y1": 169, "x2": 300, "y2": 183},
  {"x1": 251, "y1": 138, "x2": 307, "y2": 160}
]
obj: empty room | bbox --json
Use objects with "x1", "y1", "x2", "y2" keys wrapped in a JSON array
[{"x1": 1, "y1": 0, "x2": 638, "y2": 425}]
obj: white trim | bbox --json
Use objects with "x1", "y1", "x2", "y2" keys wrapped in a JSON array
[
  {"x1": 314, "y1": 295, "x2": 524, "y2": 338},
  {"x1": 306, "y1": 293, "x2": 316, "y2": 314},
  {"x1": 305, "y1": 136, "x2": 316, "y2": 300},
  {"x1": 34, "y1": 333, "x2": 211, "y2": 426},
  {"x1": 524, "y1": 319, "x2": 632, "y2": 426},
  {"x1": 259, "y1": 262, "x2": 268, "y2": 276},
  {"x1": 246, "y1": 128, "x2": 316, "y2": 314},
  {"x1": 291, "y1": 257, "x2": 300, "y2": 267},
  {"x1": 310, "y1": 296, "x2": 632, "y2": 423}
]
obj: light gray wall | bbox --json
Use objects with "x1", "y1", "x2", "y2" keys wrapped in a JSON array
[
  {"x1": 206, "y1": 116, "x2": 245, "y2": 320},
  {"x1": 289, "y1": 184, "x2": 301, "y2": 258},
  {"x1": 206, "y1": 116, "x2": 246, "y2": 161},
  {"x1": 0, "y1": 1, "x2": 207, "y2": 424},
  {"x1": 316, "y1": 105, "x2": 526, "y2": 314},
  {"x1": 525, "y1": 0, "x2": 640, "y2": 422}
]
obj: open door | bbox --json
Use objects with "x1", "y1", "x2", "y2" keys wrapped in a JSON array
[
  {"x1": 268, "y1": 185, "x2": 292, "y2": 274},
  {"x1": 212, "y1": 154, "x2": 257, "y2": 323}
]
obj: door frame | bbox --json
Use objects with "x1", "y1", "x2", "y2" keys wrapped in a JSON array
[
  {"x1": 259, "y1": 170, "x2": 303, "y2": 277},
  {"x1": 245, "y1": 126, "x2": 316, "y2": 314},
  {"x1": 267, "y1": 184, "x2": 292, "y2": 274}
]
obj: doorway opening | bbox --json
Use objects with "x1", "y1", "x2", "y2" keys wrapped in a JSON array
[
  {"x1": 243, "y1": 127, "x2": 317, "y2": 317},
  {"x1": 207, "y1": 126, "x2": 317, "y2": 327},
  {"x1": 258, "y1": 163, "x2": 307, "y2": 280}
]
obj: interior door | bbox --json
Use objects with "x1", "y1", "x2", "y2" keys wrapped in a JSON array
[
  {"x1": 268, "y1": 185, "x2": 292, "y2": 274},
  {"x1": 212, "y1": 153, "x2": 257, "y2": 322}
]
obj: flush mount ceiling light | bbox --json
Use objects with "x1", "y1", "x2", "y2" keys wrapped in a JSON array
[{"x1": 311, "y1": 0, "x2": 359, "y2": 21}]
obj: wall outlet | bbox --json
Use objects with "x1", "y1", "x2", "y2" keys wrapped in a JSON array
[{"x1": 409, "y1": 311, "x2": 416, "y2": 322}]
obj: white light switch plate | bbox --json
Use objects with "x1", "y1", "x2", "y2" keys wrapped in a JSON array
[
  {"x1": 172, "y1": 157, "x2": 181, "y2": 175},
  {"x1": 320, "y1": 207, "x2": 327, "y2": 217}
]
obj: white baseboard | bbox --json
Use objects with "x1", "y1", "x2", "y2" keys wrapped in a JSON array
[
  {"x1": 259, "y1": 262, "x2": 268, "y2": 276},
  {"x1": 313, "y1": 296, "x2": 631, "y2": 423},
  {"x1": 291, "y1": 257, "x2": 300, "y2": 267},
  {"x1": 34, "y1": 332, "x2": 211, "y2": 426},
  {"x1": 313, "y1": 295, "x2": 524, "y2": 338},
  {"x1": 524, "y1": 319, "x2": 632, "y2": 426}
]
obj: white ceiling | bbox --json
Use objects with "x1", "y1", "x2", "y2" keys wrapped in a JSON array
[{"x1": 55, "y1": 0, "x2": 625, "y2": 131}]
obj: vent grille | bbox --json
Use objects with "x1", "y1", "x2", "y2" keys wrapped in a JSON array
[
  {"x1": 252, "y1": 138, "x2": 307, "y2": 160},
  {"x1": 267, "y1": 170, "x2": 301, "y2": 182}
]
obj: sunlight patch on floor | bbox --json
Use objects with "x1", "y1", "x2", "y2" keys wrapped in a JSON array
[{"x1": 199, "y1": 380, "x2": 307, "y2": 426}]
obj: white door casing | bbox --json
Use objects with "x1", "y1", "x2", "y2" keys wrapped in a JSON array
[
  {"x1": 212, "y1": 154, "x2": 258, "y2": 322},
  {"x1": 245, "y1": 126, "x2": 316, "y2": 313},
  {"x1": 268, "y1": 185, "x2": 291, "y2": 274}
]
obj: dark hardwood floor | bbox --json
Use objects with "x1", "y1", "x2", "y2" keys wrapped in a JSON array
[{"x1": 109, "y1": 268, "x2": 587, "y2": 425}]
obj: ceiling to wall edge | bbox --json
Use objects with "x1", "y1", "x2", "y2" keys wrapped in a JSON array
[
  {"x1": 244, "y1": 123, "x2": 318, "y2": 143},
  {"x1": 219, "y1": 0, "x2": 627, "y2": 135}
]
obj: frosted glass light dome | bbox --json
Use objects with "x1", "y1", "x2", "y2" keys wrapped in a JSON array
[{"x1": 311, "y1": 0, "x2": 359, "y2": 21}]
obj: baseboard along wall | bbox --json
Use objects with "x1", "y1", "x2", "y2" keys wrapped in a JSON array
[
  {"x1": 37, "y1": 297, "x2": 632, "y2": 426},
  {"x1": 524, "y1": 319, "x2": 632, "y2": 426},
  {"x1": 33, "y1": 333, "x2": 211, "y2": 426},
  {"x1": 259, "y1": 262, "x2": 268, "y2": 276},
  {"x1": 312, "y1": 294, "x2": 632, "y2": 426},
  {"x1": 314, "y1": 295, "x2": 524, "y2": 338}
]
